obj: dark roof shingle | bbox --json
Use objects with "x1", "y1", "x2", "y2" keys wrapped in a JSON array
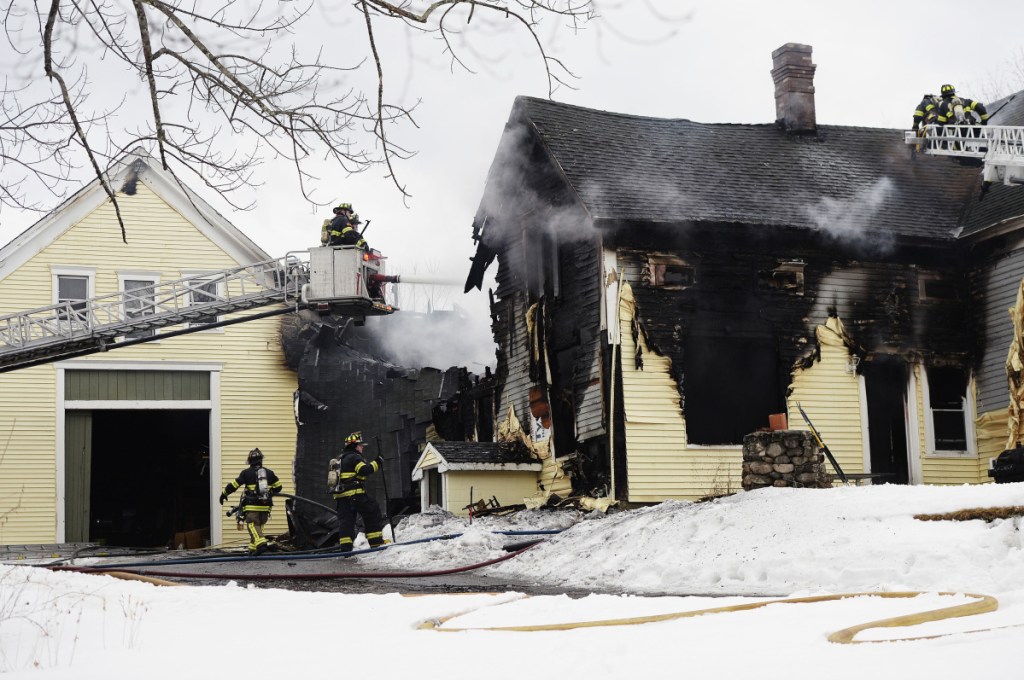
[{"x1": 515, "y1": 96, "x2": 982, "y2": 240}]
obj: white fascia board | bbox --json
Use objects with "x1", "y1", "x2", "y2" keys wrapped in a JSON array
[
  {"x1": 442, "y1": 462, "x2": 543, "y2": 472},
  {"x1": 411, "y1": 443, "x2": 446, "y2": 482},
  {"x1": 0, "y1": 148, "x2": 270, "y2": 285},
  {"x1": 56, "y1": 359, "x2": 224, "y2": 371},
  {"x1": 0, "y1": 183, "x2": 109, "y2": 283}
]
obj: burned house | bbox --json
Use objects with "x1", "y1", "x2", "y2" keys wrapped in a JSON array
[
  {"x1": 463, "y1": 43, "x2": 1024, "y2": 502},
  {"x1": 281, "y1": 311, "x2": 464, "y2": 532}
]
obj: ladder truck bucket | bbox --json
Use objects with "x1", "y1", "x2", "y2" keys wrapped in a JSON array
[{"x1": 301, "y1": 246, "x2": 395, "y2": 317}]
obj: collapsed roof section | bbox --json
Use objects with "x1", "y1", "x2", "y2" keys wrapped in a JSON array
[{"x1": 280, "y1": 312, "x2": 462, "y2": 517}]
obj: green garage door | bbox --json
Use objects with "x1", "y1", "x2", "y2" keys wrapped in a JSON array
[{"x1": 64, "y1": 370, "x2": 211, "y2": 542}]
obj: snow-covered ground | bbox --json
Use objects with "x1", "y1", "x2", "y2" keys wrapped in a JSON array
[{"x1": 3, "y1": 483, "x2": 1024, "y2": 678}]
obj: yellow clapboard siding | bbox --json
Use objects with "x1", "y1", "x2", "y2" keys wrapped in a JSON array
[
  {"x1": 617, "y1": 283, "x2": 741, "y2": 501},
  {"x1": 787, "y1": 340, "x2": 866, "y2": 477},
  {"x1": 0, "y1": 182, "x2": 297, "y2": 544},
  {"x1": 445, "y1": 470, "x2": 540, "y2": 516}
]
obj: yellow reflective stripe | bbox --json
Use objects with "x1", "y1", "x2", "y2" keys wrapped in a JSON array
[
  {"x1": 243, "y1": 504, "x2": 271, "y2": 512},
  {"x1": 332, "y1": 489, "x2": 365, "y2": 498},
  {"x1": 366, "y1": 531, "x2": 383, "y2": 539},
  {"x1": 340, "y1": 472, "x2": 357, "y2": 479},
  {"x1": 270, "y1": 481, "x2": 283, "y2": 490},
  {"x1": 245, "y1": 484, "x2": 257, "y2": 490},
  {"x1": 339, "y1": 536, "x2": 353, "y2": 545},
  {"x1": 914, "y1": 109, "x2": 925, "y2": 116}
]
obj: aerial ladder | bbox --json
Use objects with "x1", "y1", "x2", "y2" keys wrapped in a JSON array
[
  {"x1": 0, "y1": 246, "x2": 400, "y2": 374},
  {"x1": 905, "y1": 124, "x2": 1024, "y2": 185}
]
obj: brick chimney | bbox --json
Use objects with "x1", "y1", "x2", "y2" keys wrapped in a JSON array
[{"x1": 771, "y1": 43, "x2": 816, "y2": 134}]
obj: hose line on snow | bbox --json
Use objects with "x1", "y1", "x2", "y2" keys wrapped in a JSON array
[
  {"x1": 418, "y1": 591, "x2": 1004, "y2": 644},
  {"x1": 57, "y1": 542, "x2": 539, "y2": 582}
]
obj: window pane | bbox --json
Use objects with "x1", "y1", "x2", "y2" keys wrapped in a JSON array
[
  {"x1": 57, "y1": 275, "x2": 89, "y2": 319},
  {"x1": 189, "y1": 280, "x2": 219, "y2": 326},
  {"x1": 933, "y1": 410, "x2": 967, "y2": 450},
  {"x1": 124, "y1": 279, "x2": 156, "y2": 338}
]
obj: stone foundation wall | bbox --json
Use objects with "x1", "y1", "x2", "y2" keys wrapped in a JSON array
[{"x1": 742, "y1": 430, "x2": 832, "y2": 490}]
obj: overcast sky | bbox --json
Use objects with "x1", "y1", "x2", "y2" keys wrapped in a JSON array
[{"x1": 3, "y1": 1, "x2": 1024, "y2": 367}]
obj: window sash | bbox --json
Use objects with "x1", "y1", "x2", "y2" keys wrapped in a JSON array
[
  {"x1": 189, "y1": 280, "x2": 221, "y2": 327},
  {"x1": 123, "y1": 279, "x2": 157, "y2": 339},
  {"x1": 57, "y1": 275, "x2": 89, "y2": 320}
]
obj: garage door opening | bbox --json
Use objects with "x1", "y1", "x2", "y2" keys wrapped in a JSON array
[{"x1": 88, "y1": 410, "x2": 210, "y2": 547}]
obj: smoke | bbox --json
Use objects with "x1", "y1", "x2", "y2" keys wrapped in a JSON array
[
  {"x1": 476, "y1": 120, "x2": 597, "y2": 254},
  {"x1": 363, "y1": 306, "x2": 497, "y2": 371},
  {"x1": 802, "y1": 177, "x2": 896, "y2": 253}
]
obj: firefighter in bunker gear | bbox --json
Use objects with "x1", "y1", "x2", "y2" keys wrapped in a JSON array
[
  {"x1": 912, "y1": 93, "x2": 940, "y2": 131},
  {"x1": 321, "y1": 202, "x2": 368, "y2": 249},
  {"x1": 219, "y1": 448, "x2": 283, "y2": 555},
  {"x1": 935, "y1": 84, "x2": 990, "y2": 126},
  {"x1": 331, "y1": 432, "x2": 386, "y2": 551}
]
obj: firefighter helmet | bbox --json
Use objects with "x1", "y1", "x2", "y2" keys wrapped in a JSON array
[
  {"x1": 247, "y1": 447, "x2": 264, "y2": 466},
  {"x1": 333, "y1": 202, "x2": 354, "y2": 215},
  {"x1": 940, "y1": 83, "x2": 956, "y2": 97},
  {"x1": 345, "y1": 432, "x2": 365, "y2": 448}
]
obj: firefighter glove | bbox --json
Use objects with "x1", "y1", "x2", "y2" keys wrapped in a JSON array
[
  {"x1": 219, "y1": 493, "x2": 228, "y2": 505},
  {"x1": 375, "y1": 455, "x2": 384, "y2": 467}
]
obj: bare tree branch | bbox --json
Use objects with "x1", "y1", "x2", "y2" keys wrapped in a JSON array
[{"x1": 0, "y1": 0, "x2": 603, "y2": 237}]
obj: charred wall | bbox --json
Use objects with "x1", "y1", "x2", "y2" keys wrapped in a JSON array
[
  {"x1": 480, "y1": 122, "x2": 604, "y2": 455},
  {"x1": 281, "y1": 313, "x2": 461, "y2": 517},
  {"x1": 613, "y1": 223, "x2": 970, "y2": 444}
]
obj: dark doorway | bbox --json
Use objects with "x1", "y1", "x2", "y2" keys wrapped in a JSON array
[
  {"x1": 863, "y1": 356, "x2": 910, "y2": 484},
  {"x1": 89, "y1": 410, "x2": 210, "y2": 547}
]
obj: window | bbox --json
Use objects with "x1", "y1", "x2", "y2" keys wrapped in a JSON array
[
  {"x1": 644, "y1": 255, "x2": 695, "y2": 289},
  {"x1": 682, "y1": 333, "x2": 785, "y2": 445},
  {"x1": 918, "y1": 271, "x2": 959, "y2": 301},
  {"x1": 57, "y1": 275, "x2": 89, "y2": 320},
  {"x1": 188, "y1": 278, "x2": 222, "y2": 328},
  {"x1": 927, "y1": 366, "x2": 968, "y2": 452},
  {"x1": 759, "y1": 260, "x2": 805, "y2": 294},
  {"x1": 122, "y1": 278, "x2": 158, "y2": 339}
]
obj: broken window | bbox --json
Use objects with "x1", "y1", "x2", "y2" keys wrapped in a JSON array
[
  {"x1": 682, "y1": 334, "x2": 785, "y2": 445},
  {"x1": 759, "y1": 260, "x2": 805, "y2": 294},
  {"x1": 918, "y1": 271, "x2": 958, "y2": 301},
  {"x1": 644, "y1": 255, "x2": 695, "y2": 289},
  {"x1": 927, "y1": 366, "x2": 968, "y2": 452}
]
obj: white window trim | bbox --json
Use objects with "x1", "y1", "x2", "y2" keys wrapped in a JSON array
[
  {"x1": 55, "y1": 361, "x2": 223, "y2": 544},
  {"x1": 51, "y1": 265, "x2": 96, "y2": 306},
  {"x1": 179, "y1": 269, "x2": 225, "y2": 333},
  {"x1": 906, "y1": 368, "x2": 923, "y2": 484},
  {"x1": 921, "y1": 367, "x2": 976, "y2": 459},
  {"x1": 118, "y1": 271, "x2": 162, "y2": 341}
]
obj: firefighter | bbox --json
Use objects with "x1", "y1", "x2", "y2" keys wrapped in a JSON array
[
  {"x1": 219, "y1": 448, "x2": 283, "y2": 555},
  {"x1": 321, "y1": 202, "x2": 368, "y2": 249},
  {"x1": 331, "y1": 431, "x2": 386, "y2": 552},
  {"x1": 935, "y1": 84, "x2": 990, "y2": 126},
  {"x1": 912, "y1": 93, "x2": 940, "y2": 132}
]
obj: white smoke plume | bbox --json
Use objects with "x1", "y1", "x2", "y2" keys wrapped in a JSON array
[{"x1": 802, "y1": 177, "x2": 896, "y2": 252}]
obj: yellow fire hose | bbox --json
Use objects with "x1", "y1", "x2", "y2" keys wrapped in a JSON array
[
  {"x1": 418, "y1": 591, "x2": 1009, "y2": 644},
  {"x1": 87, "y1": 573, "x2": 1016, "y2": 643}
]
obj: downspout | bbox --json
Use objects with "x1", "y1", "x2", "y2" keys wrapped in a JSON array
[{"x1": 608, "y1": 270, "x2": 624, "y2": 501}]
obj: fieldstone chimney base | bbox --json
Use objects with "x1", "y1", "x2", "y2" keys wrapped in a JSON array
[{"x1": 742, "y1": 430, "x2": 832, "y2": 490}]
